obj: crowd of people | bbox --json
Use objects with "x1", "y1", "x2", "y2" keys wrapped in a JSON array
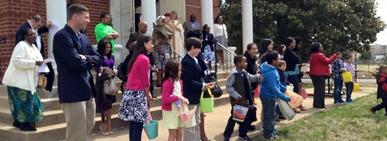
[{"x1": 2, "y1": 3, "x2": 387, "y2": 141}]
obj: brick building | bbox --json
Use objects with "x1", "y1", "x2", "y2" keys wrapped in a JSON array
[{"x1": 0, "y1": 0, "x2": 220, "y2": 81}]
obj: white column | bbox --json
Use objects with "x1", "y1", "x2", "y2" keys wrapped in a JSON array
[
  {"x1": 242, "y1": 0, "x2": 253, "y2": 52},
  {"x1": 141, "y1": 0, "x2": 156, "y2": 36},
  {"x1": 201, "y1": 0, "x2": 214, "y2": 33},
  {"x1": 46, "y1": 0, "x2": 67, "y2": 59}
]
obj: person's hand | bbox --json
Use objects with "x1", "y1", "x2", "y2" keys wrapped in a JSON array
[
  {"x1": 111, "y1": 33, "x2": 119, "y2": 39},
  {"x1": 79, "y1": 55, "x2": 87, "y2": 60},
  {"x1": 180, "y1": 96, "x2": 190, "y2": 105},
  {"x1": 206, "y1": 82, "x2": 215, "y2": 89},
  {"x1": 288, "y1": 97, "x2": 292, "y2": 102},
  {"x1": 235, "y1": 97, "x2": 243, "y2": 104},
  {"x1": 35, "y1": 61, "x2": 43, "y2": 66}
]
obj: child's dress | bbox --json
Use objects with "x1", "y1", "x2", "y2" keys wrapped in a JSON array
[{"x1": 162, "y1": 81, "x2": 184, "y2": 129}]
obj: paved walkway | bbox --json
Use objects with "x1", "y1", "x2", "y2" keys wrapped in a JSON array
[{"x1": 90, "y1": 86, "x2": 377, "y2": 141}]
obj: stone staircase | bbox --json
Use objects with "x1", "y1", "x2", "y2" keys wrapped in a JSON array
[{"x1": 0, "y1": 70, "x2": 231, "y2": 141}]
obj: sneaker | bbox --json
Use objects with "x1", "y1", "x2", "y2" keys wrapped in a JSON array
[
  {"x1": 248, "y1": 125, "x2": 256, "y2": 131},
  {"x1": 263, "y1": 135, "x2": 279, "y2": 140},
  {"x1": 223, "y1": 137, "x2": 230, "y2": 141},
  {"x1": 238, "y1": 136, "x2": 252, "y2": 141},
  {"x1": 370, "y1": 107, "x2": 376, "y2": 114},
  {"x1": 346, "y1": 99, "x2": 353, "y2": 103}
]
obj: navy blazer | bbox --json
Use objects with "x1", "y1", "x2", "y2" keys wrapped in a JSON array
[
  {"x1": 181, "y1": 54, "x2": 207, "y2": 105},
  {"x1": 53, "y1": 25, "x2": 102, "y2": 103}
]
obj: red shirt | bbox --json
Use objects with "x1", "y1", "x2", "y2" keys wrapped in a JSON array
[{"x1": 309, "y1": 52, "x2": 337, "y2": 76}]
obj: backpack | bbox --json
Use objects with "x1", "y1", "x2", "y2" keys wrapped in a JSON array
[{"x1": 117, "y1": 54, "x2": 132, "y2": 82}]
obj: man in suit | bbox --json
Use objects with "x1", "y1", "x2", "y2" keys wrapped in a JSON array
[
  {"x1": 53, "y1": 4, "x2": 102, "y2": 141},
  {"x1": 15, "y1": 15, "x2": 55, "y2": 92},
  {"x1": 181, "y1": 37, "x2": 214, "y2": 141}
]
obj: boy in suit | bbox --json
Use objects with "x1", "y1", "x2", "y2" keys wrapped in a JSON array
[{"x1": 181, "y1": 37, "x2": 214, "y2": 141}]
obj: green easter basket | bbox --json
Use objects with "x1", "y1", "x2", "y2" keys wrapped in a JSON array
[{"x1": 200, "y1": 88, "x2": 214, "y2": 113}]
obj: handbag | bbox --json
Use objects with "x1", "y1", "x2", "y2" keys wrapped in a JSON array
[
  {"x1": 203, "y1": 73, "x2": 223, "y2": 98},
  {"x1": 232, "y1": 105, "x2": 249, "y2": 122},
  {"x1": 103, "y1": 78, "x2": 117, "y2": 95},
  {"x1": 276, "y1": 99, "x2": 296, "y2": 120},
  {"x1": 38, "y1": 74, "x2": 47, "y2": 88}
]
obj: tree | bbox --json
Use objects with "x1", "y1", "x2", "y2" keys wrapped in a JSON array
[{"x1": 221, "y1": 0, "x2": 384, "y2": 59}]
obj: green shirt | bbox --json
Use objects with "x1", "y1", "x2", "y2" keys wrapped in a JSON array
[{"x1": 94, "y1": 22, "x2": 117, "y2": 52}]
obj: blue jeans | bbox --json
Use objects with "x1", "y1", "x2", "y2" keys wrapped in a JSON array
[
  {"x1": 333, "y1": 78, "x2": 344, "y2": 103},
  {"x1": 260, "y1": 97, "x2": 276, "y2": 138},
  {"x1": 129, "y1": 121, "x2": 143, "y2": 141},
  {"x1": 345, "y1": 82, "x2": 353, "y2": 102}
]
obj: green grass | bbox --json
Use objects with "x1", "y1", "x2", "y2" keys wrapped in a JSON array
[{"x1": 256, "y1": 94, "x2": 387, "y2": 141}]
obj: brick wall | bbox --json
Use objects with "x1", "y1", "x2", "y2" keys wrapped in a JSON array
[
  {"x1": 0, "y1": 0, "x2": 47, "y2": 81},
  {"x1": 0, "y1": 0, "x2": 219, "y2": 80},
  {"x1": 72, "y1": 0, "x2": 110, "y2": 44},
  {"x1": 185, "y1": 0, "x2": 221, "y2": 23},
  {"x1": 0, "y1": 0, "x2": 109, "y2": 81}
]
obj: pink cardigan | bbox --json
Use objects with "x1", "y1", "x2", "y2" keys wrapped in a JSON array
[
  {"x1": 125, "y1": 54, "x2": 150, "y2": 90},
  {"x1": 161, "y1": 79, "x2": 184, "y2": 111}
]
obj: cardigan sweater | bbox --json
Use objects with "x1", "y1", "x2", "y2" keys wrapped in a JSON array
[
  {"x1": 161, "y1": 79, "x2": 184, "y2": 111},
  {"x1": 2, "y1": 41, "x2": 43, "y2": 94}
]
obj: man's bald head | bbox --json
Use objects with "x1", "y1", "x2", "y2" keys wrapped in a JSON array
[{"x1": 138, "y1": 21, "x2": 148, "y2": 34}]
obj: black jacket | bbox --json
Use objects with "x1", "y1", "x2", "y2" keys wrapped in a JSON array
[
  {"x1": 53, "y1": 25, "x2": 102, "y2": 103},
  {"x1": 181, "y1": 54, "x2": 207, "y2": 104},
  {"x1": 244, "y1": 52, "x2": 258, "y2": 90},
  {"x1": 284, "y1": 48, "x2": 301, "y2": 72},
  {"x1": 202, "y1": 32, "x2": 215, "y2": 51}
]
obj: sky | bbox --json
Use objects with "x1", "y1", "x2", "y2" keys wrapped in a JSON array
[{"x1": 375, "y1": 0, "x2": 387, "y2": 45}]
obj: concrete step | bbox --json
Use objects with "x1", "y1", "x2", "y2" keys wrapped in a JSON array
[
  {"x1": 0, "y1": 92, "x2": 231, "y2": 141},
  {"x1": 0, "y1": 86, "x2": 228, "y2": 127}
]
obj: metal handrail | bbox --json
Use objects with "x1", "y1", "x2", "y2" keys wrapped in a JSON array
[
  {"x1": 216, "y1": 42, "x2": 237, "y2": 57},
  {"x1": 213, "y1": 42, "x2": 237, "y2": 79},
  {"x1": 170, "y1": 48, "x2": 183, "y2": 61}
]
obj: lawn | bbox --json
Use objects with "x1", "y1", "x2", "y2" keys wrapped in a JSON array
[{"x1": 258, "y1": 94, "x2": 387, "y2": 141}]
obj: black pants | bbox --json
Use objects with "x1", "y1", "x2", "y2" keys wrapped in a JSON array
[
  {"x1": 345, "y1": 82, "x2": 354, "y2": 101},
  {"x1": 223, "y1": 106, "x2": 250, "y2": 138},
  {"x1": 288, "y1": 75, "x2": 300, "y2": 93},
  {"x1": 372, "y1": 95, "x2": 387, "y2": 114},
  {"x1": 149, "y1": 70, "x2": 154, "y2": 97},
  {"x1": 311, "y1": 76, "x2": 327, "y2": 108},
  {"x1": 129, "y1": 121, "x2": 143, "y2": 141}
]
